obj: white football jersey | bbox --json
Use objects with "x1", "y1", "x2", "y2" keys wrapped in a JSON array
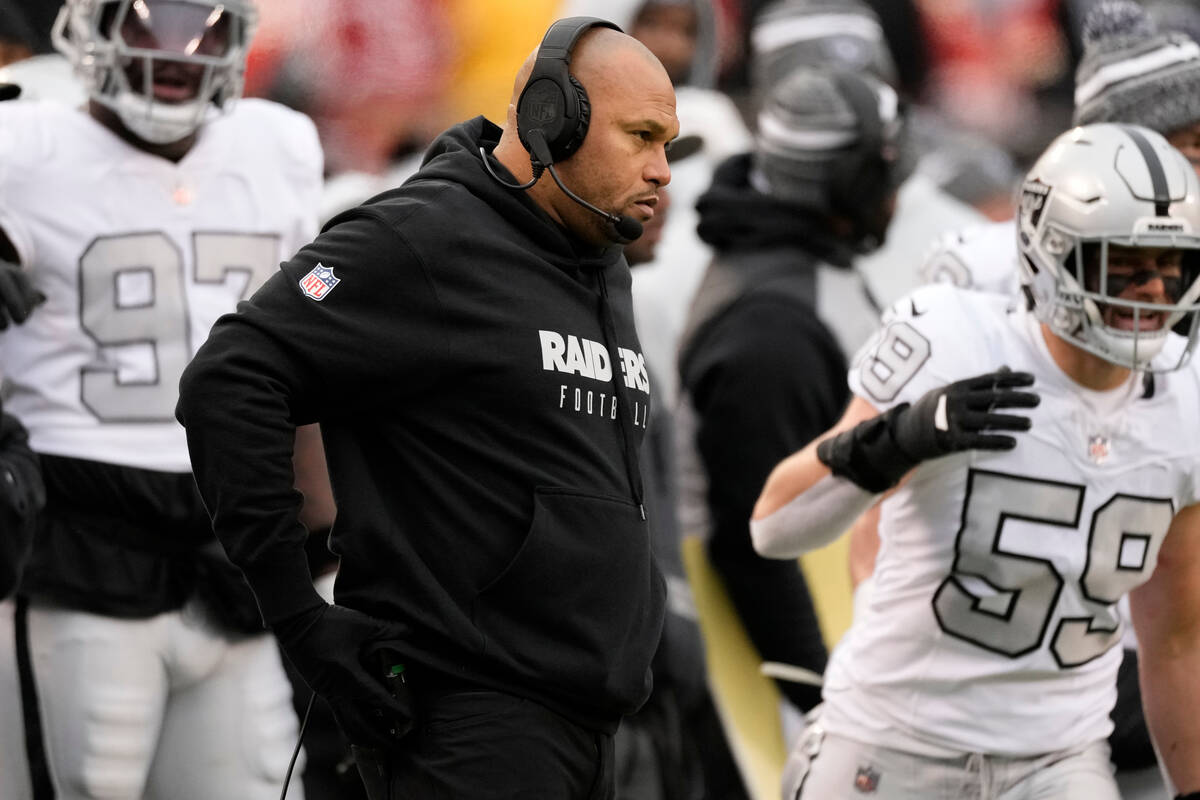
[
  {"x1": 823, "y1": 284, "x2": 1200, "y2": 757},
  {"x1": 918, "y1": 219, "x2": 1019, "y2": 297},
  {"x1": 0, "y1": 99, "x2": 321, "y2": 471}
]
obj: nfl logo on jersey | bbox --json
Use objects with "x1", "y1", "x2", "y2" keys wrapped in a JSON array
[
  {"x1": 299, "y1": 263, "x2": 341, "y2": 301},
  {"x1": 854, "y1": 765, "x2": 880, "y2": 793}
]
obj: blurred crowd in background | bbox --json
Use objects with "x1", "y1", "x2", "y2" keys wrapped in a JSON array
[
  {"x1": 239, "y1": 0, "x2": 1191, "y2": 182},
  {"x1": 7, "y1": 0, "x2": 1195, "y2": 186}
]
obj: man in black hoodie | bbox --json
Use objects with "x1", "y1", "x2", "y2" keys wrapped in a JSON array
[
  {"x1": 676, "y1": 66, "x2": 904, "y2": 731},
  {"x1": 177, "y1": 17, "x2": 677, "y2": 800}
]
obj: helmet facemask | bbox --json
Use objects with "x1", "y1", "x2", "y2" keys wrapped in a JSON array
[
  {"x1": 1018, "y1": 124, "x2": 1200, "y2": 372},
  {"x1": 1042, "y1": 234, "x2": 1200, "y2": 369},
  {"x1": 52, "y1": 0, "x2": 257, "y2": 144}
]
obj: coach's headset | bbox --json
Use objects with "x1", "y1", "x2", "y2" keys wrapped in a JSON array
[
  {"x1": 482, "y1": 16, "x2": 644, "y2": 242},
  {"x1": 516, "y1": 17, "x2": 616, "y2": 164},
  {"x1": 825, "y1": 69, "x2": 902, "y2": 253}
]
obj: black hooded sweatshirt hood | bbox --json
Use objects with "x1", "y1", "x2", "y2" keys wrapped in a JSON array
[
  {"x1": 178, "y1": 117, "x2": 665, "y2": 734},
  {"x1": 696, "y1": 153, "x2": 855, "y2": 267},
  {"x1": 410, "y1": 117, "x2": 621, "y2": 271}
]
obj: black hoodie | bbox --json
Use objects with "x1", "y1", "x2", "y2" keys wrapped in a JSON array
[{"x1": 177, "y1": 117, "x2": 665, "y2": 732}]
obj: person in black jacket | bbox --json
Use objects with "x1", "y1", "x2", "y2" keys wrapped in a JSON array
[
  {"x1": 676, "y1": 66, "x2": 905, "y2": 727},
  {"x1": 177, "y1": 17, "x2": 678, "y2": 800}
]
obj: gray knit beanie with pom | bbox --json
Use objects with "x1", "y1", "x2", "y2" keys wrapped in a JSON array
[
  {"x1": 750, "y1": 0, "x2": 898, "y2": 93},
  {"x1": 751, "y1": 67, "x2": 902, "y2": 210},
  {"x1": 1148, "y1": 0, "x2": 1200, "y2": 46},
  {"x1": 1073, "y1": 0, "x2": 1200, "y2": 134}
]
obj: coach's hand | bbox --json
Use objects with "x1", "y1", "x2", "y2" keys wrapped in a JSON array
[
  {"x1": 819, "y1": 368, "x2": 1039, "y2": 493},
  {"x1": 273, "y1": 603, "x2": 412, "y2": 748},
  {"x1": 0, "y1": 260, "x2": 45, "y2": 329}
]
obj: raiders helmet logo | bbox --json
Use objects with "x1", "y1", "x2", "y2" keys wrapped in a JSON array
[{"x1": 1020, "y1": 180, "x2": 1051, "y2": 229}]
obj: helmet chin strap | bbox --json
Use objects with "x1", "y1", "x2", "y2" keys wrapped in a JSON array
[{"x1": 111, "y1": 91, "x2": 211, "y2": 144}]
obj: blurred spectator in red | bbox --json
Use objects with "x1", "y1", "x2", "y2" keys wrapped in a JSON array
[
  {"x1": 248, "y1": 0, "x2": 453, "y2": 176},
  {"x1": 318, "y1": 2, "x2": 562, "y2": 221},
  {"x1": 916, "y1": 0, "x2": 1072, "y2": 160}
]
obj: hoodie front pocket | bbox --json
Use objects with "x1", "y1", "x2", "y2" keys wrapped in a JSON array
[{"x1": 472, "y1": 487, "x2": 665, "y2": 712}]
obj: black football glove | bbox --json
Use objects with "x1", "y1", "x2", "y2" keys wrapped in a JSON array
[
  {"x1": 273, "y1": 603, "x2": 412, "y2": 748},
  {"x1": 0, "y1": 260, "x2": 45, "y2": 330},
  {"x1": 818, "y1": 368, "x2": 1039, "y2": 493},
  {"x1": 0, "y1": 405, "x2": 45, "y2": 598}
]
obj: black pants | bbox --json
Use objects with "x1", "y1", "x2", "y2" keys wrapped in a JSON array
[
  {"x1": 354, "y1": 689, "x2": 615, "y2": 800},
  {"x1": 1109, "y1": 648, "x2": 1156, "y2": 771}
]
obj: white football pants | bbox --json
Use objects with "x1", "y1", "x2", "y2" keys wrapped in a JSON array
[
  {"x1": 0, "y1": 598, "x2": 304, "y2": 800},
  {"x1": 783, "y1": 724, "x2": 1120, "y2": 800}
]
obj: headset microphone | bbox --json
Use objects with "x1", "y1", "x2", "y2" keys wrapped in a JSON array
[
  {"x1": 521, "y1": 127, "x2": 644, "y2": 242},
  {"x1": 480, "y1": 132, "x2": 645, "y2": 244},
  {"x1": 502, "y1": 16, "x2": 647, "y2": 245},
  {"x1": 543, "y1": 161, "x2": 644, "y2": 243}
]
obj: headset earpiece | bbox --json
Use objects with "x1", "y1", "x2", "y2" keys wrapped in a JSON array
[
  {"x1": 503, "y1": 16, "x2": 643, "y2": 243},
  {"x1": 826, "y1": 70, "x2": 889, "y2": 218},
  {"x1": 825, "y1": 70, "x2": 901, "y2": 251},
  {"x1": 516, "y1": 17, "x2": 617, "y2": 166}
]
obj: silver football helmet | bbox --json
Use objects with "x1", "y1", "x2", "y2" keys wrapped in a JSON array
[
  {"x1": 1018, "y1": 122, "x2": 1200, "y2": 370},
  {"x1": 52, "y1": 0, "x2": 257, "y2": 144}
]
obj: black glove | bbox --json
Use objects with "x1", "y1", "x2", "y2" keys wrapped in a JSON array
[
  {"x1": 273, "y1": 603, "x2": 412, "y2": 748},
  {"x1": 0, "y1": 406, "x2": 45, "y2": 526},
  {"x1": 0, "y1": 405, "x2": 44, "y2": 598},
  {"x1": 818, "y1": 368, "x2": 1039, "y2": 493},
  {"x1": 0, "y1": 259, "x2": 45, "y2": 329},
  {"x1": 1175, "y1": 794, "x2": 1200, "y2": 800}
]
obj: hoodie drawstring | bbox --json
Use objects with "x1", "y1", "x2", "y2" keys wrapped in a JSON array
[{"x1": 595, "y1": 266, "x2": 647, "y2": 521}]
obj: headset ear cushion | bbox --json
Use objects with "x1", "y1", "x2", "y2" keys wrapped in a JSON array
[
  {"x1": 828, "y1": 150, "x2": 864, "y2": 216},
  {"x1": 553, "y1": 75, "x2": 591, "y2": 162},
  {"x1": 834, "y1": 155, "x2": 887, "y2": 215}
]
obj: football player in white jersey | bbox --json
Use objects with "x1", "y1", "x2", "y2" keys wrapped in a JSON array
[
  {"x1": 918, "y1": 222, "x2": 1019, "y2": 297},
  {"x1": 751, "y1": 123, "x2": 1200, "y2": 800},
  {"x1": 903, "y1": 7, "x2": 1200, "y2": 794},
  {"x1": 0, "y1": 1, "x2": 324, "y2": 798}
]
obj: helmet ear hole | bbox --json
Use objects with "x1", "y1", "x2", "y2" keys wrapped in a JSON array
[
  {"x1": 98, "y1": 2, "x2": 120, "y2": 38},
  {"x1": 824, "y1": 70, "x2": 895, "y2": 251},
  {"x1": 1182, "y1": 250, "x2": 1200, "y2": 287}
]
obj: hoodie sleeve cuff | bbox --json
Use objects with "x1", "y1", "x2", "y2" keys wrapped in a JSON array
[{"x1": 242, "y1": 547, "x2": 326, "y2": 626}]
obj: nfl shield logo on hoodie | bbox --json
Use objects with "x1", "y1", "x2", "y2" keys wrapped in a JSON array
[{"x1": 299, "y1": 263, "x2": 340, "y2": 301}]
